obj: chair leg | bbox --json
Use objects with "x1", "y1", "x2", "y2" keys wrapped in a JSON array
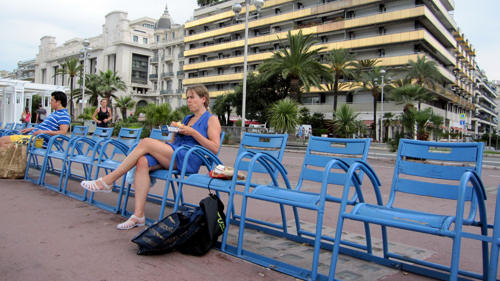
[{"x1": 236, "y1": 195, "x2": 250, "y2": 256}]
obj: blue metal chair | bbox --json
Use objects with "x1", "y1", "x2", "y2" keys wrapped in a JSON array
[
  {"x1": 26, "y1": 123, "x2": 37, "y2": 129},
  {"x1": 487, "y1": 185, "x2": 500, "y2": 281},
  {"x1": 61, "y1": 127, "x2": 115, "y2": 200},
  {"x1": 121, "y1": 130, "x2": 226, "y2": 222},
  {"x1": 224, "y1": 137, "x2": 370, "y2": 280},
  {"x1": 2, "y1": 123, "x2": 26, "y2": 136},
  {"x1": 87, "y1": 127, "x2": 142, "y2": 213},
  {"x1": 329, "y1": 139, "x2": 487, "y2": 281},
  {"x1": 24, "y1": 125, "x2": 89, "y2": 187},
  {"x1": 0, "y1": 122, "x2": 14, "y2": 136}
]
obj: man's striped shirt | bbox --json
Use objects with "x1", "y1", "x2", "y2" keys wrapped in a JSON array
[{"x1": 32, "y1": 108, "x2": 70, "y2": 134}]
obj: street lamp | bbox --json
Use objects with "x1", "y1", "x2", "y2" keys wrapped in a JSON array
[
  {"x1": 79, "y1": 39, "x2": 91, "y2": 105},
  {"x1": 232, "y1": 0, "x2": 264, "y2": 137},
  {"x1": 379, "y1": 69, "x2": 386, "y2": 142}
]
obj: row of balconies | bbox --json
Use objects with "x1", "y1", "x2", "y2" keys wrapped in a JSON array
[{"x1": 159, "y1": 88, "x2": 184, "y2": 95}]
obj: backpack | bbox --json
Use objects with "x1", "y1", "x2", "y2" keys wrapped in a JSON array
[{"x1": 131, "y1": 193, "x2": 226, "y2": 256}]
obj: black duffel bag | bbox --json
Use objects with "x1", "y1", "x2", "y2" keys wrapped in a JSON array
[{"x1": 131, "y1": 193, "x2": 226, "y2": 256}]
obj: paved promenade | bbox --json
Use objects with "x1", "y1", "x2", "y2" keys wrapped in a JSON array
[{"x1": 0, "y1": 145, "x2": 499, "y2": 281}]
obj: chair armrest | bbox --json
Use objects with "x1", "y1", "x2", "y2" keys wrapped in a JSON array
[
  {"x1": 96, "y1": 139, "x2": 130, "y2": 163},
  {"x1": 243, "y1": 152, "x2": 291, "y2": 194},
  {"x1": 458, "y1": 170, "x2": 488, "y2": 227},
  {"x1": 342, "y1": 161, "x2": 383, "y2": 205},
  {"x1": 177, "y1": 145, "x2": 223, "y2": 178}
]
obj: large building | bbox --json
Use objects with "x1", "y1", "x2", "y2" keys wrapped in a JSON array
[
  {"x1": 183, "y1": 0, "x2": 496, "y2": 136},
  {"x1": 34, "y1": 3, "x2": 185, "y2": 118}
]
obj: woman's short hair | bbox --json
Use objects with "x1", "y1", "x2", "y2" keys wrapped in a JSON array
[{"x1": 186, "y1": 85, "x2": 210, "y2": 108}]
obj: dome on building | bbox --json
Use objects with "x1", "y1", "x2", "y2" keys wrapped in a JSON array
[{"x1": 156, "y1": 3, "x2": 172, "y2": 30}]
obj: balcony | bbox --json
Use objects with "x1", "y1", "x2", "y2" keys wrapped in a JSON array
[
  {"x1": 149, "y1": 74, "x2": 158, "y2": 79},
  {"x1": 176, "y1": 88, "x2": 184, "y2": 94},
  {"x1": 150, "y1": 56, "x2": 159, "y2": 63},
  {"x1": 160, "y1": 89, "x2": 174, "y2": 95},
  {"x1": 177, "y1": 70, "x2": 184, "y2": 76},
  {"x1": 163, "y1": 54, "x2": 172, "y2": 61},
  {"x1": 161, "y1": 72, "x2": 175, "y2": 78}
]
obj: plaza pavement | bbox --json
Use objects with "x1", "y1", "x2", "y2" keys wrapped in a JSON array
[{"x1": 0, "y1": 145, "x2": 499, "y2": 281}]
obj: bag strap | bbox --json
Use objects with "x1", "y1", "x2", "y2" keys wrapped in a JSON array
[{"x1": 207, "y1": 177, "x2": 216, "y2": 196}]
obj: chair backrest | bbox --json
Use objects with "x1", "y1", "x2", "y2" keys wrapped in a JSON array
[
  {"x1": 4, "y1": 122, "x2": 14, "y2": 130},
  {"x1": 117, "y1": 127, "x2": 142, "y2": 148},
  {"x1": 149, "y1": 128, "x2": 172, "y2": 142},
  {"x1": 389, "y1": 139, "x2": 483, "y2": 210},
  {"x1": 70, "y1": 125, "x2": 89, "y2": 138},
  {"x1": 297, "y1": 136, "x2": 371, "y2": 188},
  {"x1": 91, "y1": 127, "x2": 114, "y2": 141},
  {"x1": 236, "y1": 132, "x2": 288, "y2": 173},
  {"x1": 13, "y1": 123, "x2": 26, "y2": 131},
  {"x1": 26, "y1": 123, "x2": 37, "y2": 129}
]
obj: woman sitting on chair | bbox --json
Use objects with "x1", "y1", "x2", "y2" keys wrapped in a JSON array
[{"x1": 80, "y1": 85, "x2": 221, "y2": 230}]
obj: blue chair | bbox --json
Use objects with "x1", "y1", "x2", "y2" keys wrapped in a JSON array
[
  {"x1": 2, "y1": 123, "x2": 26, "y2": 136},
  {"x1": 0, "y1": 122, "x2": 14, "y2": 136},
  {"x1": 61, "y1": 127, "x2": 115, "y2": 200},
  {"x1": 121, "y1": 130, "x2": 226, "y2": 222},
  {"x1": 26, "y1": 123, "x2": 37, "y2": 129},
  {"x1": 87, "y1": 127, "x2": 142, "y2": 213},
  {"x1": 172, "y1": 133, "x2": 288, "y2": 247},
  {"x1": 25, "y1": 125, "x2": 89, "y2": 188},
  {"x1": 487, "y1": 185, "x2": 500, "y2": 281},
  {"x1": 225, "y1": 137, "x2": 370, "y2": 280},
  {"x1": 329, "y1": 139, "x2": 487, "y2": 281}
]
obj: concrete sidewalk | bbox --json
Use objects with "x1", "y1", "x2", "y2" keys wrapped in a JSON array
[{"x1": 1, "y1": 145, "x2": 498, "y2": 281}]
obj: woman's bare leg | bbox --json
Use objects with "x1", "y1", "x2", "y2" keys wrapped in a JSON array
[
  {"x1": 95, "y1": 138, "x2": 174, "y2": 188},
  {"x1": 131, "y1": 156, "x2": 152, "y2": 218}
]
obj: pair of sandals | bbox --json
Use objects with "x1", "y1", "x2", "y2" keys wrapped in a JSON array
[{"x1": 80, "y1": 178, "x2": 145, "y2": 230}]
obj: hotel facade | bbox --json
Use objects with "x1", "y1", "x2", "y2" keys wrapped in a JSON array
[{"x1": 183, "y1": 0, "x2": 497, "y2": 136}]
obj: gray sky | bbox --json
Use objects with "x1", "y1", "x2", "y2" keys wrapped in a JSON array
[{"x1": 0, "y1": 0, "x2": 499, "y2": 81}]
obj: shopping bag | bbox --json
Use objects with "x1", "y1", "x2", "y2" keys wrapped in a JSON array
[{"x1": 0, "y1": 143, "x2": 28, "y2": 179}]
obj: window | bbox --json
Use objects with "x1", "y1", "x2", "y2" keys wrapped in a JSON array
[
  {"x1": 378, "y1": 26, "x2": 386, "y2": 35},
  {"x1": 275, "y1": 8, "x2": 281, "y2": 14},
  {"x1": 379, "y1": 4, "x2": 386, "y2": 13},
  {"x1": 156, "y1": 35, "x2": 160, "y2": 42},
  {"x1": 346, "y1": 92, "x2": 353, "y2": 103},
  {"x1": 41, "y1": 68, "x2": 46, "y2": 84},
  {"x1": 143, "y1": 38, "x2": 148, "y2": 44},
  {"x1": 297, "y1": 2, "x2": 304, "y2": 9},
  {"x1": 53, "y1": 66, "x2": 58, "y2": 85},
  {"x1": 165, "y1": 33, "x2": 168, "y2": 41},
  {"x1": 172, "y1": 32, "x2": 175, "y2": 39},
  {"x1": 133, "y1": 35, "x2": 138, "y2": 42},
  {"x1": 107, "y1": 54, "x2": 116, "y2": 72},
  {"x1": 378, "y1": 48, "x2": 385, "y2": 57},
  {"x1": 348, "y1": 31, "x2": 355, "y2": 39},
  {"x1": 346, "y1": 11, "x2": 355, "y2": 18},
  {"x1": 131, "y1": 53, "x2": 149, "y2": 84},
  {"x1": 321, "y1": 36, "x2": 328, "y2": 43}
]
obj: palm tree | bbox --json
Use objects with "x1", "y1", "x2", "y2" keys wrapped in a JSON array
[
  {"x1": 55, "y1": 57, "x2": 82, "y2": 120},
  {"x1": 97, "y1": 70, "x2": 126, "y2": 120},
  {"x1": 115, "y1": 96, "x2": 136, "y2": 120},
  {"x1": 258, "y1": 31, "x2": 329, "y2": 102},
  {"x1": 267, "y1": 98, "x2": 300, "y2": 134},
  {"x1": 325, "y1": 48, "x2": 355, "y2": 112},
  {"x1": 357, "y1": 66, "x2": 389, "y2": 140},
  {"x1": 390, "y1": 84, "x2": 436, "y2": 111},
  {"x1": 406, "y1": 56, "x2": 443, "y2": 90},
  {"x1": 73, "y1": 74, "x2": 104, "y2": 106},
  {"x1": 352, "y1": 58, "x2": 380, "y2": 79},
  {"x1": 334, "y1": 104, "x2": 359, "y2": 138}
]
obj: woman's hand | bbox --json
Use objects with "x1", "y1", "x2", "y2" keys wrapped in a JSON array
[{"x1": 178, "y1": 126, "x2": 195, "y2": 136}]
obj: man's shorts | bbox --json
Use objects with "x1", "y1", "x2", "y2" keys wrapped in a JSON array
[{"x1": 10, "y1": 135, "x2": 43, "y2": 148}]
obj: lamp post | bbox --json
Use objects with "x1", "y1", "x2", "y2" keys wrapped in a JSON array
[
  {"x1": 233, "y1": 0, "x2": 264, "y2": 138},
  {"x1": 79, "y1": 39, "x2": 91, "y2": 106},
  {"x1": 379, "y1": 69, "x2": 386, "y2": 143}
]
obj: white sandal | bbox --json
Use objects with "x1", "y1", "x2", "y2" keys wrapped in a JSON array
[
  {"x1": 80, "y1": 177, "x2": 112, "y2": 193},
  {"x1": 117, "y1": 215, "x2": 145, "y2": 230}
]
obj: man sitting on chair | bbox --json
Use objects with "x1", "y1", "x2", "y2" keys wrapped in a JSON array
[{"x1": 0, "y1": 91, "x2": 70, "y2": 148}]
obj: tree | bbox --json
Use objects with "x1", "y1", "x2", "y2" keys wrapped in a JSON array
[
  {"x1": 357, "y1": 66, "x2": 390, "y2": 140},
  {"x1": 232, "y1": 72, "x2": 288, "y2": 124},
  {"x1": 333, "y1": 104, "x2": 359, "y2": 138},
  {"x1": 258, "y1": 30, "x2": 329, "y2": 102},
  {"x1": 406, "y1": 56, "x2": 443, "y2": 89},
  {"x1": 115, "y1": 96, "x2": 136, "y2": 120},
  {"x1": 325, "y1": 48, "x2": 355, "y2": 112},
  {"x1": 73, "y1": 74, "x2": 105, "y2": 106},
  {"x1": 141, "y1": 103, "x2": 175, "y2": 129},
  {"x1": 390, "y1": 84, "x2": 436, "y2": 111},
  {"x1": 55, "y1": 57, "x2": 82, "y2": 120},
  {"x1": 268, "y1": 98, "x2": 300, "y2": 134},
  {"x1": 97, "y1": 70, "x2": 126, "y2": 121},
  {"x1": 352, "y1": 58, "x2": 380, "y2": 79},
  {"x1": 213, "y1": 93, "x2": 235, "y2": 126}
]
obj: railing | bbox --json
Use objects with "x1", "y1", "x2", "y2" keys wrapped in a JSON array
[{"x1": 149, "y1": 74, "x2": 158, "y2": 79}]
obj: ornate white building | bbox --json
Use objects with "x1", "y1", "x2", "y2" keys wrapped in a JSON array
[{"x1": 34, "y1": 3, "x2": 185, "y2": 118}]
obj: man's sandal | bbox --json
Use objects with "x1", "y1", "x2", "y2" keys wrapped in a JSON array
[
  {"x1": 80, "y1": 177, "x2": 112, "y2": 193},
  {"x1": 117, "y1": 215, "x2": 145, "y2": 230}
]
